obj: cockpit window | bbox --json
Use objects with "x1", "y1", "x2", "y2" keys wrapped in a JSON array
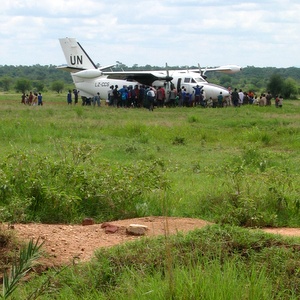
[
  {"x1": 184, "y1": 77, "x2": 206, "y2": 83},
  {"x1": 195, "y1": 77, "x2": 206, "y2": 83}
]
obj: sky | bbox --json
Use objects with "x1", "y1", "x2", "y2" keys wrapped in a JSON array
[{"x1": 1, "y1": 0, "x2": 300, "y2": 68}]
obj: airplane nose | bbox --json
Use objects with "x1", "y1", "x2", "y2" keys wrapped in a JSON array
[{"x1": 221, "y1": 87, "x2": 230, "y2": 96}]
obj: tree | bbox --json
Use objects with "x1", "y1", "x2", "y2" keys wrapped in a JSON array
[
  {"x1": 15, "y1": 78, "x2": 32, "y2": 93},
  {"x1": 267, "y1": 74, "x2": 284, "y2": 96},
  {"x1": 33, "y1": 81, "x2": 45, "y2": 92},
  {"x1": 51, "y1": 80, "x2": 64, "y2": 93},
  {"x1": 0, "y1": 76, "x2": 13, "y2": 91},
  {"x1": 219, "y1": 75, "x2": 232, "y2": 88},
  {"x1": 282, "y1": 77, "x2": 298, "y2": 99}
]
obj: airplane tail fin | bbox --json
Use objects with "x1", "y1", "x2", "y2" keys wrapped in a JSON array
[{"x1": 58, "y1": 38, "x2": 97, "y2": 72}]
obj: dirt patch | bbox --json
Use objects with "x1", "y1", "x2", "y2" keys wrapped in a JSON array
[
  {"x1": 12, "y1": 217, "x2": 211, "y2": 267},
  {"x1": 262, "y1": 227, "x2": 300, "y2": 237},
  {"x1": 10, "y1": 217, "x2": 300, "y2": 268}
]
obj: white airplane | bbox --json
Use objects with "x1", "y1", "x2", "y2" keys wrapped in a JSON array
[{"x1": 58, "y1": 37, "x2": 241, "y2": 101}]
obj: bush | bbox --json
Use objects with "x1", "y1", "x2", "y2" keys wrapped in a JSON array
[{"x1": 0, "y1": 146, "x2": 168, "y2": 223}]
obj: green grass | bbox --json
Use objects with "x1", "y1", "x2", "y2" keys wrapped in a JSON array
[
  {"x1": 14, "y1": 225, "x2": 300, "y2": 299},
  {"x1": 0, "y1": 92, "x2": 300, "y2": 226},
  {"x1": 1, "y1": 92, "x2": 300, "y2": 298}
]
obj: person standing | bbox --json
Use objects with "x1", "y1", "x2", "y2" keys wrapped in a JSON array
[
  {"x1": 238, "y1": 89, "x2": 244, "y2": 106},
  {"x1": 278, "y1": 95, "x2": 283, "y2": 108},
  {"x1": 37, "y1": 92, "x2": 43, "y2": 106},
  {"x1": 108, "y1": 85, "x2": 114, "y2": 106},
  {"x1": 231, "y1": 88, "x2": 239, "y2": 107},
  {"x1": 28, "y1": 91, "x2": 33, "y2": 105},
  {"x1": 168, "y1": 87, "x2": 177, "y2": 107},
  {"x1": 67, "y1": 90, "x2": 72, "y2": 105},
  {"x1": 266, "y1": 91, "x2": 272, "y2": 106},
  {"x1": 261, "y1": 93, "x2": 267, "y2": 106},
  {"x1": 178, "y1": 86, "x2": 185, "y2": 107},
  {"x1": 200, "y1": 90, "x2": 206, "y2": 107},
  {"x1": 118, "y1": 85, "x2": 128, "y2": 108},
  {"x1": 32, "y1": 93, "x2": 38, "y2": 106},
  {"x1": 147, "y1": 87, "x2": 156, "y2": 111},
  {"x1": 133, "y1": 85, "x2": 140, "y2": 107},
  {"x1": 217, "y1": 92, "x2": 223, "y2": 107},
  {"x1": 156, "y1": 86, "x2": 165, "y2": 108},
  {"x1": 138, "y1": 85, "x2": 145, "y2": 108},
  {"x1": 73, "y1": 89, "x2": 79, "y2": 105},
  {"x1": 21, "y1": 93, "x2": 26, "y2": 104},
  {"x1": 93, "y1": 92, "x2": 101, "y2": 107},
  {"x1": 227, "y1": 86, "x2": 232, "y2": 106},
  {"x1": 193, "y1": 84, "x2": 202, "y2": 106},
  {"x1": 112, "y1": 85, "x2": 119, "y2": 107}
]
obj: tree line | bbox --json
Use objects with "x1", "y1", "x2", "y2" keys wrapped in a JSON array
[{"x1": 0, "y1": 64, "x2": 299, "y2": 99}]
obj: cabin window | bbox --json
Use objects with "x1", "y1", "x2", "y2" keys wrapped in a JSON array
[{"x1": 184, "y1": 78, "x2": 191, "y2": 83}]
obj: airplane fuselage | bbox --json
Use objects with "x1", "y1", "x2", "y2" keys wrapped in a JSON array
[
  {"x1": 72, "y1": 71, "x2": 229, "y2": 101},
  {"x1": 72, "y1": 74, "x2": 129, "y2": 99}
]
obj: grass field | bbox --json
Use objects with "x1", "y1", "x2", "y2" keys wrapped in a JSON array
[
  {"x1": 1, "y1": 92, "x2": 299, "y2": 226},
  {"x1": 1, "y1": 92, "x2": 300, "y2": 299}
]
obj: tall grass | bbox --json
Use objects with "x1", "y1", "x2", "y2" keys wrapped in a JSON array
[
  {"x1": 0, "y1": 93, "x2": 299, "y2": 226},
  {"x1": 14, "y1": 225, "x2": 300, "y2": 299},
  {"x1": 1, "y1": 93, "x2": 300, "y2": 298}
]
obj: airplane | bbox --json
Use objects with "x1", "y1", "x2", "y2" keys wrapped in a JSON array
[{"x1": 58, "y1": 37, "x2": 241, "y2": 102}]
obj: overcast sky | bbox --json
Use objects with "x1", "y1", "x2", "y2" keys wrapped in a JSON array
[{"x1": 1, "y1": 0, "x2": 300, "y2": 68}]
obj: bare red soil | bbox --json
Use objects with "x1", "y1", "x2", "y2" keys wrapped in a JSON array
[{"x1": 11, "y1": 217, "x2": 300, "y2": 267}]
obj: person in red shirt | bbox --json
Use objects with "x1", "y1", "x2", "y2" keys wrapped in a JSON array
[{"x1": 156, "y1": 86, "x2": 165, "y2": 108}]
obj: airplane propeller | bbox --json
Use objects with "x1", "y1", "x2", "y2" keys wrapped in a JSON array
[
  {"x1": 198, "y1": 63, "x2": 207, "y2": 80},
  {"x1": 164, "y1": 63, "x2": 172, "y2": 93},
  {"x1": 165, "y1": 63, "x2": 173, "y2": 82}
]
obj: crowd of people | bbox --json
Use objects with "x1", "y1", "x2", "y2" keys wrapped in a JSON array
[
  {"x1": 18, "y1": 85, "x2": 282, "y2": 110},
  {"x1": 65, "y1": 85, "x2": 283, "y2": 109},
  {"x1": 67, "y1": 84, "x2": 211, "y2": 109},
  {"x1": 228, "y1": 88, "x2": 283, "y2": 108},
  {"x1": 21, "y1": 91, "x2": 43, "y2": 106}
]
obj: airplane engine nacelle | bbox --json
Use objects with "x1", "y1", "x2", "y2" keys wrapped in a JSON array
[
  {"x1": 74, "y1": 69, "x2": 103, "y2": 79},
  {"x1": 152, "y1": 80, "x2": 166, "y2": 87}
]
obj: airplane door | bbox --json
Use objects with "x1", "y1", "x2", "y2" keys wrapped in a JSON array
[{"x1": 177, "y1": 78, "x2": 182, "y2": 92}]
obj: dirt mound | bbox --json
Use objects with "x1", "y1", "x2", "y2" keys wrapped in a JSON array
[
  {"x1": 13, "y1": 217, "x2": 211, "y2": 267},
  {"x1": 11, "y1": 217, "x2": 300, "y2": 268}
]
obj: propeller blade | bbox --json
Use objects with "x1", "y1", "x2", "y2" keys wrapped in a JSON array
[
  {"x1": 166, "y1": 62, "x2": 170, "y2": 78},
  {"x1": 198, "y1": 63, "x2": 202, "y2": 76},
  {"x1": 198, "y1": 63, "x2": 207, "y2": 79}
]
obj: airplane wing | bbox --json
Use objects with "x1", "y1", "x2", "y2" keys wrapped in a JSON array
[
  {"x1": 56, "y1": 65, "x2": 85, "y2": 73},
  {"x1": 190, "y1": 65, "x2": 242, "y2": 74},
  {"x1": 98, "y1": 64, "x2": 116, "y2": 71},
  {"x1": 103, "y1": 71, "x2": 173, "y2": 86}
]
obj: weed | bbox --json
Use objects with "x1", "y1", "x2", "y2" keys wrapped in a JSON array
[
  {"x1": 172, "y1": 136, "x2": 185, "y2": 145},
  {"x1": 1, "y1": 238, "x2": 44, "y2": 299},
  {"x1": 74, "y1": 106, "x2": 84, "y2": 117},
  {"x1": 188, "y1": 115, "x2": 198, "y2": 123}
]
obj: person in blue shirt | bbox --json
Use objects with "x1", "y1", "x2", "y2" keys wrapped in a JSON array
[
  {"x1": 67, "y1": 90, "x2": 72, "y2": 105},
  {"x1": 193, "y1": 84, "x2": 202, "y2": 106},
  {"x1": 37, "y1": 92, "x2": 43, "y2": 106},
  {"x1": 93, "y1": 92, "x2": 101, "y2": 107},
  {"x1": 118, "y1": 85, "x2": 128, "y2": 108}
]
